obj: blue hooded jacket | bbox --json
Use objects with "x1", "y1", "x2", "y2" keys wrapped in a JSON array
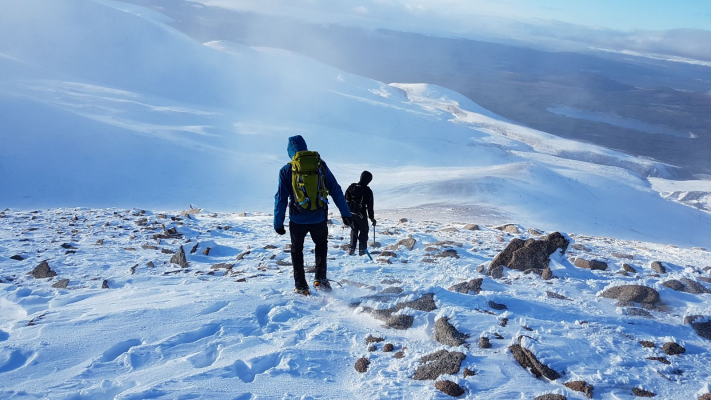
[{"x1": 274, "y1": 135, "x2": 351, "y2": 229}]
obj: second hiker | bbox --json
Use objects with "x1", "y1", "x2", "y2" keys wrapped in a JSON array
[{"x1": 345, "y1": 171, "x2": 376, "y2": 256}]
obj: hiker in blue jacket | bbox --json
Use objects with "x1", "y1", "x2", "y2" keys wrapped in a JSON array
[{"x1": 274, "y1": 135, "x2": 352, "y2": 295}]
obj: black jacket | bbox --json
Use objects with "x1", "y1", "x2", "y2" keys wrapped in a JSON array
[{"x1": 345, "y1": 183, "x2": 374, "y2": 220}]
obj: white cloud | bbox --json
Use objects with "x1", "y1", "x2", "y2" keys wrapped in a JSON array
[{"x1": 353, "y1": 5, "x2": 369, "y2": 15}]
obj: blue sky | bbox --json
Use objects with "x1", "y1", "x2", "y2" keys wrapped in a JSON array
[{"x1": 197, "y1": 0, "x2": 711, "y2": 62}]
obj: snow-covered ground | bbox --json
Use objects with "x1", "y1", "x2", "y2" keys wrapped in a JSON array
[
  {"x1": 1, "y1": 208, "x2": 710, "y2": 399},
  {"x1": 1, "y1": 0, "x2": 711, "y2": 248}
]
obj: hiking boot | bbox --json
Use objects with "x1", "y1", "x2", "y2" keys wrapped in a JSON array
[
  {"x1": 348, "y1": 248, "x2": 355, "y2": 256},
  {"x1": 359, "y1": 249, "x2": 366, "y2": 256},
  {"x1": 294, "y1": 287, "x2": 311, "y2": 296},
  {"x1": 314, "y1": 280, "x2": 332, "y2": 292}
]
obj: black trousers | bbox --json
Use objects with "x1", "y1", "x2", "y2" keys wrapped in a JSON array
[
  {"x1": 349, "y1": 214, "x2": 369, "y2": 251},
  {"x1": 289, "y1": 220, "x2": 328, "y2": 289}
]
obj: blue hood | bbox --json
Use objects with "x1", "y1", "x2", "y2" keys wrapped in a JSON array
[{"x1": 287, "y1": 135, "x2": 308, "y2": 159}]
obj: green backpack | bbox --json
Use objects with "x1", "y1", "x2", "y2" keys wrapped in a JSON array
[{"x1": 290, "y1": 151, "x2": 330, "y2": 212}]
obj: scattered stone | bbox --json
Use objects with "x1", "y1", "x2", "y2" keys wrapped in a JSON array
[
  {"x1": 691, "y1": 319, "x2": 711, "y2": 340},
  {"x1": 489, "y1": 232, "x2": 569, "y2": 274},
  {"x1": 381, "y1": 286, "x2": 404, "y2": 295},
  {"x1": 463, "y1": 368, "x2": 476, "y2": 378},
  {"x1": 434, "y1": 380, "x2": 465, "y2": 397},
  {"x1": 236, "y1": 250, "x2": 252, "y2": 261},
  {"x1": 394, "y1": 351, "x2": 405, "y2": 359},
  {"x1": 412, "y1": 350, "x2": 466, "y2": 380},
  {"x1": 60, "y1": 243, "x2": 77, "y2": 250},
  {"x1": 395, "y1": 237, "x2": 417, "y2": 251},
  {"x1": 434, "y1": 317, "x2": 469, "y2": 346},
  {"x1": 29, "y1": 261, "x2": 57, "y2": 279},
  {"x1": 170, "y1": 246, "x2": 189, "y2": 268},
  {"x1": 399, "y1": 218, "x2": 408, "y2": 223},
  {"x1": 434, "y1": 249, "x2": 460, "y2": 259},
  {"x1": 380, "y1": 250, "x2": 398, "y2": 258},
  {"x1": 354, "y1": 357, "x2": 370, "y2": 373},
  {"x1": 632, "y1": 388, "x2": 655, "y2": 397},
  {"x1": 571, "y1": 243, "x2": 588, "y2": 251},
  {"x1": 101, "y1": 280, "x2": 109, "y2": 289},
  {"x1": 383, "y1": 343, "x2": 394, "y2": 352},
  {"x1": 500, "y1": 318, "x2": 508, "y2": 327},
  {"x1": 625, "y1": 308, "x2": 653, "y2": 318},
  {"x1": 365, "y1": 335, "x2": 385, "y2": 344},
  {"x1": 190, "y1": 243, "x2": 199, "y2": 254},
  {"x1": 52, "y1": 279, "x2": 69, "y2": 289},
  {"x1": 476, "y1": 264, "x2": 486, "y2": 273},
  {"x1": 464, "y1": 224, "x2": 479, "y2": 231},
  {"x1": 130, "y1": 264, "x2": 138, "y2": 275},
  {"x1": 534, "y1": 395, "x2": 567, "y2": 400},
  {"x1": 612, "y1": 253, "x2": 634, "y2": 260},
  {"x1": 650, "y1": 261, "x2": 666, "y2": 274},
  {"x1": 541, "y1": 267, "x2": 553, "y2": 280},
  {"x1": 509, "y1": 339, "x2": 561, "y2": 380},
  {"x1": 10, "y1": 255, "x2": 24, "y2": 261},
  {"x1": 623, "y1": 263, "x2": 637, "y2": 273},
  {"x1": 662, "y1": 342, "x2": 685, "y2": 355},
  {"x1": 528, "y1": 228, "x2": 544, "y2": 236},
  {"x1": 564, "y1": 381, "x2": 593, "y2": 398},
  {"x1": 147, "y1": 261, "x2": 155, "y2": 268},
  {"x1": 488, "y1": 265, "x2": 504, "y2": 279},
  {"x1": 679, "y1": 278, "x2": 711, "y2": 294},
  {"x1": 496, "y1": 224, "x2": 520, "y2": 233},
  {"x1": 478, "y1": 337, "x2": 491, "y2": 349},
  {"x1": 440, "y1": 227, "x2": 459, "y2": 233},
  {"x1": 599, "y1": 285, "x2": 661, "y2": 306},
  {"x1": 385, "y1": 315, "x2": 415, "y2": 330},
  {"x1": 367, "y1": 345, "x2": 377, "y2": 352},
  {"x1": 646, "y1": 356, "x2": 670, "y2": 365},
  {"x1": 699, "y1": 394, "x2": 711, "y2": 400},
  {"x1": 493, "y1": 332, "x2": 504, "y2": 339},
  {"x1": 639, "y1": 340, "x2": 655, "y2": 348},
  {"x1": 142, "y1": 244, "x2": 159, "y2": 250},
  {"x1": 546, "y1": 291, "x2": 571, "y2": 301},
  {"x1": 161, "y1": 249, "x2": 174, "y2": 254},
  {"x1": 448, "y1": 278, "x2": 483, "y2": 295},
  {"x1": 573, "y1": 258, "x2": 608, "y2": 271},
  {"x1": 202, "y1": 247, "x2": 211, "y2": 256},
  {"x1": 488, "y1": 300, "x2": 507, "y2": 310}
]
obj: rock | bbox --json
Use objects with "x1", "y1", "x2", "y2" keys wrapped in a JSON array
[
  {"x1": 691, "y1": 320, "x2": 711, "y2": 340},
  {"x1": 500, "y1": 317, "x2": 508, "y2": 327},
  {"x1": 434, "y1": 317, "x2": 469, "y2": 346},
  {"x1": 599, "y1": 285, "x2": 661, "y2": 306},
  {"x1": 202, "y1": 247, "x2": 211, "y2": 256},
  {"x1": 412, "y1": 350, "x2": 466, "y2": 380},
  {"x1": 170, "y1": 246, "x2": 189, "y2": 268},
  {"x1": 488, "y1": 300, "x2": 507, "y2": 310},
  {"x1": 650, "y1": 261, "x2": 666, "y2": 273},
  {"x1": 264, "y1": 244, "x2": 278, "y2": 250},
  {"x1": 509, "y1": 339, "x2": 561, "y2": 380},
  {"x1": 381, "y1": 286, "x2": 404, "y2": 294},
  {"x1": 632, "y1": 388, "x2": 655, "y2": 397},
  {"x1": 96, "y1": 239, "x2": 104, "y2": 245},
  {"x1": 541, "y1": 267, "x2": 553, "y2": 280},
  {"x1": 380, "y1": 251, "x2": 398, "y2": 258},
  {"x1": 662, "y1": 342, "x2": 685, "y2": 355},
  {"x1": 383, "y1": 343, "x2": 394, "y2": 352},
  {"x1": 564, "y1": 381, "x2": 593, "y2": 398},
  {"x1": 440, "y1": 227, "x2": 459, "y2": 233},
  {"x1": 490, "y1": 232, "x2": 569, "y2": 272},
  {"x1": 546, "y1": 291, "x2": 571, "y2": 301},
  {"x1": 52, "y1": 279, "x2": 69, "y2": 289},
  {"x1": 488, "y1": 264, "x2": 504, "y2": 279},
  {"x1": 435, "y1": 249, "x2": 460, "y2": 259},
  {"x1": 528, "y1": 228, "x2": 544, "y2": 236},
  {"x1": 679, "y1": 278, "x2": 711, "y2": 294},
  {"x1": 29, "y1": 261, "x2": 57, "y2": 279},
  {"x1": 395, "y1": 237, "x2": 416, "y2": 251},
  {"x1": 611, "y1": 253, "x2": 634, "y2": 260},
  {"x1": 60, "y1": 243, "x2": 77, "y2": 249},
  {"x1": 354, "y1": 357, "x2": 370, "y2": 373},
  {"x1": 646, "y1": 356, "x2": 670, "y2": 365},
  {"x1": 367, "y1": 345, "x2": 377, "y2": 352},
  {"x1": 399, "y1": 218, "x2": 408, "y2": 223},
  {"x1": 464, "y1": 224, "x2": 479, "y2": 231},
  {"x1": 448, "y1": 278, "x2": 483, "y2": 295},
  {"x1": 102, "y1": 280, "x2": 109, "y2": 289},
  {"x1": 161, "y1": 249, "x2": 174, "y2": 254},
  {"x1": 534, "y1": 395, "x2": 567, "y2": 400},
  {"x1": 463, "y1": 368, "x2": 476, "y2": 378},
  {"x1": 699, "y1": 394, "x2": 711, "y2": 400},
  {"x1": 571, "y1": 243, "x2": 588, "y2": 251},
  {"x1": 434, "y1": 380, "x2": 465, "y2": 397},
  {"x1": 365, "y1": 335, "x2": 384, "y2": 344},
  {"x1": 147, "y1": 261, "x2": 155, "y2": 268},
  {"x1": 573, "y1": 258, "x2": 608, "y2": 271},
  {"x1": 639, "y1": 340, "x2": 655, "y2": 348},
  {"x1": 478, "y1": 337, "x2": 491, "y2": 349},
  {"x1": 496, "y1": 224, "x2": 520, "y2": 233},
  {"x1": 386, "y1": 315, "x2": 415, "y2": 330},
  {"x1": 623, "y1": 263, "x2": 637, "y2": 273},
  {"x1": 142, "y1": 244, "x2": 159, "y2": 250},
  {"x1": 130, "y1": 264, "x2": 138, "y2": 275},
  {"x1": 476, "y1": 264, "x2": 486, "y2": 273},
  {"x1": 10, "y1": 255, "x2": 24, "y2": 261},
  {"x1": 625, "y1": 308, "x2": 653, "y2": 318},
  {"x1": 394, "y1": 351, "x2": 405, "y2": 359}
]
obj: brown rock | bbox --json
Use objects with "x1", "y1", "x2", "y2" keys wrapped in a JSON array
[
  {"x1": 534, "y1": 395, "x2": 567, "y2": 400},
  {"x1": 10, "y1": 255, "x2": 24, "y2": 261},
  {"x1": 646, "y1": 356, "x2": 670, "y2": 365},
  {"x1": 354, "y1": 357, "x2": 370, "y2": 373},
  {"x1": 698, "y1": 394, "x2": 711, "y2": 400},
  {"x1": 29, "y1": 261, "x2": 57, "y2": 279},
  {"x1": 541, "y1": 267, "x2": 553, "y2": 280},
  {"x1": 490, "y1": 232, "x2": 569, "y2": 272},
  {"x1": 52, "y1": 279, "x2": 69, "y2": 289},
  {"x1": 101, "y1": 279, "x2": 109, "y2": 289},
  {"x1": 434, "y1": 380, "x2": 465, "y2": 397},
  {"x1": 170, "y1": 246, "x2": 189, "y2": 268},
  {"x1": 383, "y1": 343, "x2": 394, "y2": 352},
  {"x1": 434, "y1": 317, "x2": 469, "y2": 346},
  {"x1": 488, "y1": 300, "x2": 507, "y2": 310},
  {"x1": 599, "y1": 285, "x2": 661, "y2": 305},
  {"x1": 611, "y1": 253, "x2": 634, "y2": 260},
  {"x1": 464, "y1": 224, "x2": 479, "y2": 231},
  {"x1": 395, "y1": 237, "x2": 416, "y2": 251},
  {"x1": 632, "y1": 387, "x2": 655, "y2": 397},
  {"x1": 650, "y1": 261, "x2": 666, "y2": 273},
  {"x1": 478, "y1": 337, "x2": 491, "y2": 349},
  {"x1": 463, "y1": 368, "x2": 476, "y2": 378},
  {"x1": 662, "y1": 342, "x2": 685, "y2": 355},
  {"x1": 412, "y1": 350, "x2": 466, "y2": 380},
  {"x1": 639, "y1": 340, "x2": 655, "y2": 348},
  {"x1": 564, "y1": 380, "x2": 593, "y2": 398},
  {"x1": 394, "y1": 351, "x2": 405, "y2": 359},
  {"x1": 509, "y1": 341, "x2": 560, "y2": 380},
  {"x1": 496, "y1": 224, "x2": 520, "y2": 233},
  {"x1": 574, "y1": 258, "x2": 608, "y2": 271},
  {"x1": 623, "y1": 263, "x2": 637, "y2": 273},
  {"x1": 448, "y1": 278, "x2": 483, "y2": 294}
]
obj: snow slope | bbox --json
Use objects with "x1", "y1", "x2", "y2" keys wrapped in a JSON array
[
  {"x1": 1, "y1": 208, "x2": 710, "y2": 399},
  {"x1": 1, "y1": 0, "x2": 710, "y2": 248}
]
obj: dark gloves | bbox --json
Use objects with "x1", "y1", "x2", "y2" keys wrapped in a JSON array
[
  {"x1": 370, "y1": 219, "x2": 377, "y2": 226},
  {"x1": 342, "y1": 216, "x2": 352, "y2": 227},
  {"x1": 275, "y1": 226, "x2": 286, "y2": 235}
]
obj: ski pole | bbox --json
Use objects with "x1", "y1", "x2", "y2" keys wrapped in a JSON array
[{"x1": 373, "y1": 222, "x2": 376, "y2": 247}]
